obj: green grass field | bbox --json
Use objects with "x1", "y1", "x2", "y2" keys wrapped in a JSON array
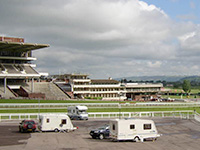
[
  {"x1": 166, "y1": 88, "x2": 200, "y2": 94},
  {"x1": 0, "y1": 106, "x2": 198, "y2": 113},
  {"x1": 0, "y1": 99, "x2": 118, "y2": 103},
  {"x1": 0, "y1": 98, "x2": 199, "y2": 114}
]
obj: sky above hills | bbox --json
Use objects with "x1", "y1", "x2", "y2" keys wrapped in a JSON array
[{"x1": 0, "y1": 0, "x2": 200, "y2": 78}]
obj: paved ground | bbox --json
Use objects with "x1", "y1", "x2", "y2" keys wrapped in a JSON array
[{"x1": 0, "y1": 118, "x2": 200, "y2": 150}]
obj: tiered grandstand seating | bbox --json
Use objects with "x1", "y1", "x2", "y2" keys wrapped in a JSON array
[
  {"x1": 24, "y1": 82, "x2": 70, "y2": 100},
  {"x1": 0, "y1": 85, "x2": 16, "y2": 99},
  {"x1": 22, "y1": 65, "x2": 38, "y2": 74},
  {"x1": 0, "y1": 64, "x2": 7, "y2": 72},
  {"x1": 55, "y1": 83, "x2": 74, "y2": 98},
  {"x1": 14, "y1": 64, "x2": 25, "y2": 72},
  {"x1": 3, "y1": 64, "x2": 20, "y2": 74}
]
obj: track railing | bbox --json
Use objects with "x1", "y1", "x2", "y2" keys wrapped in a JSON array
[
  {"x1": 89, "y1": 110, "x2": 194, "y2": 119},
  {"x1": 0, "y1": 102, "x2": 200, "y2": 108},
  {"x1": 0, "y1": 110, "x2": 194, "y2": 121},
  {"x1": 194, "y1": 112, "x2": 200, "y2": 122}
]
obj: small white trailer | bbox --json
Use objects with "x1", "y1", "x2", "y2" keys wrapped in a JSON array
[
  {"x1": 38, "y1": 114, "x2": 77, "y2": 132},
  {"x1": 109, "y1": 118, "x2": 161, "y2": 142},
  {"x1": 67, "y1": 105, "x2": 88, "y2": 120}
]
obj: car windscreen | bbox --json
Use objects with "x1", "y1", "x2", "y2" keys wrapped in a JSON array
[
  {"x1": 25, "y1": 121, "x2": 35, "y2": 125},
  {"x1": 98, "y1": 125, "x2": 109, "y2": 130}
]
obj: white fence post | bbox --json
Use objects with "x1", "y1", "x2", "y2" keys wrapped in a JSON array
[{"x1": 0, "y1": 111, "x2": 194, "y2": 120}]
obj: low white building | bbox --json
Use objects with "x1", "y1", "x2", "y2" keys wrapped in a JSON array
[{"x1": 55, "y1": 74, "x2": 163, "y2": 101}]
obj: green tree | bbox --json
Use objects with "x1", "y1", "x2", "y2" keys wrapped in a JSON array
[{"x1": 182, "y1": 80, "x2": 191, "y2": 94}]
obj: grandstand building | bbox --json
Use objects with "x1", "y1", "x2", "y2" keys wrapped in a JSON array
[
  {"x1": 0, "y1": 36, "x2": 49, "y2": 99},
  {"x1": 55, "y1": 73, "x2": 163, "y2": 101},
  {"x1": 0, "y1": 36, "x2": 162, "y2": 101}
]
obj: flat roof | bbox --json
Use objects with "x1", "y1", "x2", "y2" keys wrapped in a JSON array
[
  {"x1": 0, "y1": 41, "x2": 49, "y2": 52},
  {"x1": 91, "y1": 79, "x2": 119, "y2": 84}
]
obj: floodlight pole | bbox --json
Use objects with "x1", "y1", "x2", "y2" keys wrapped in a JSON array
[
  {"x1": 38, "y1": 99, "x2": 40, "y2": 119},
  {"x1": 31, "y1": 78, "x2": 34, "y2": 92},
  {"x1": 118, "y1": 103, "x2": 121, "y2": 119},
  {"x1": 4, "y1": 78, "x2": 7, "y2": 94}
]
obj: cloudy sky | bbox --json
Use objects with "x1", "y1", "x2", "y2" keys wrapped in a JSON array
[{"x1": 0, "y1": 0, "x2": 200, "y2": 79}]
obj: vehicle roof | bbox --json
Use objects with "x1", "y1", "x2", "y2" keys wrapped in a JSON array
[
  {"x1": 76, "y1": 105, "x2": 88, "y2": 110},
  {"x1": 22, "y1": 120, "x2": 35, "y2": 122},
  {"x1": 39, "y1": 114, "x2": 69, "y2": 117},
  {"x1": 110, "y1": 118, "x2": 154, "y2": 123}
]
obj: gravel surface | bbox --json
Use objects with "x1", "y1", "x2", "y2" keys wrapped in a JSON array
[{"x1": 0, "y1": 118, "x2": 200, "y2": 150}]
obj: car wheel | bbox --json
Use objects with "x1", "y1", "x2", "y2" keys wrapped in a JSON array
[
  {"x1": 27, "y1": 123, "x2": 33, "y2": 129},
  {"x1": 99, "y1": 134, "x2": 104, "y2": 140},
  {"x1": 92, "y1": 136, "x2": 96, "y2": 139}
]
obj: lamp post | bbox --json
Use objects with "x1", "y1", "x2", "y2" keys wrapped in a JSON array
[
  {"x1": 38, "y1": 99, "x2": 40, "y2": 119},
  {"x1": 118, "y1": 103, "x2": 121, "y2": 119}
]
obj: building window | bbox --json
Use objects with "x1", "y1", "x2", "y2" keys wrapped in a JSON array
[
  {"x1": 130, "y1": 124, "x2": 135, "y2": 129},
  {"x1": 144, "y1": 124, "x2": 151, "y2": 130},
  {"x1": 46, "y1": 118, "x2": 50, "y2": 123},
  {"x1": 61, "y1": 119, "x2": 67, "y2": 124}
]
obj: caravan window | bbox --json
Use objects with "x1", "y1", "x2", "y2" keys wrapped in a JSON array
[
  {"x1": 112, "y1": 124, "x2": 115, "y2": 130},
  {"x1": 144, "y1": 124, "x2": 151, "y2": 130},
  {"x1": 46, "y1": 118, "x2": 50, "y2": 123},
  {"x1": 61, "y1": 119, "x2": 67, "y2": 124},
  {"x1": 130, "y1": 124, "x2": 135, "y2": 129}
]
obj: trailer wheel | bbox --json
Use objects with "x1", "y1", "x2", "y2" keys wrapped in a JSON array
[
  {"x1": 54, "y1": 128, "x2": 59, "y2": 132},
  {"x1": 99, "y1": 134, "x2": 104, "y2": 140},
  {"x1": 152, "y1": 138, "x2": 157, "y2": 142},
  {"x1": 134, "y1": 136, "x2": 140, "y2": 142}
]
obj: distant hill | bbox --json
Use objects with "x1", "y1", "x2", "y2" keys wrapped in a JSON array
[
  {"x1": 116, "y1": 75, "x2": 200, "y2": 82},
  {"x1": 179, "y1": 76, "x2": 200, "y2": 82}
]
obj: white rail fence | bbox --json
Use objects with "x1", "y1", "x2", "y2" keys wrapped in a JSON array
[
  {"x1": 89, "y1": 111, "x2": 194, "y2": 119},
  {"x1": 0, "y1": 102, "x2": 200, "y2": 108},
  {"x1": 0, "y1": 110, "x2": 194, "y2": 121},
  {"x1": 194, "y1": 112, "x2": 200, "y2": 122}
]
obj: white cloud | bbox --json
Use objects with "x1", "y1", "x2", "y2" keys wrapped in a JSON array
[
  {"x1": 190, "y1": 1, "x2": 196, "y2": 9},
  {"x1": 147, "y1": 61, "x2": 162, "y2": 68},
  {"x1": 0, "y1": 0, "x2": 200, "y2": 78}
]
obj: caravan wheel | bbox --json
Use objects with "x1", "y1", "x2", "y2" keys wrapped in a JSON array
[
  {"x1": 134, "y1": 136, "x2": 140, "y2": 142},
  {"x1": 54, "y1": 128, "x2": 59, "y2": 132}
]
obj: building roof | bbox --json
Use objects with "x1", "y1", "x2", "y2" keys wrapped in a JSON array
[
  {"x1": 91, "y1": 79, "x2": 119, "y2": 84},
  {"x1": 0, "y1": 41, "x2": 49, "y2": 52}
]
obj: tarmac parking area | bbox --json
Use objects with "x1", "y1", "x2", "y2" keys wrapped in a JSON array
[{"x1": 0, "y1": 118, "x2": 200, "y2": 150}]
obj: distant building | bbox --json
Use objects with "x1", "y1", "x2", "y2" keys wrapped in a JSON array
[{"x1": 55, "y1": 73, "x2": 163, "y2": 101}]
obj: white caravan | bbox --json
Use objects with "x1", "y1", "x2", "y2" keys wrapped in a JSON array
[
  {"x1": 109, "y1": 118, "x2": 161, "y2": 142},
  {"x1": 67, "y1": 105, "x2": 88, "y2": 120},
  {"x1": 38, "y1": 114, "x2": 77, "y2": 132}
]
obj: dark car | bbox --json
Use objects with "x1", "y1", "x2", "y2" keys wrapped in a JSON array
[
  {"x1": 19, "y1": 120, "x2": 37, "y2": 133},
  {"x1": 90, "y1": 124, "x2": 110, "y2": 140}
]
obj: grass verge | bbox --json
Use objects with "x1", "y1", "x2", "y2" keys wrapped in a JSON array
[{"x1": 0, "y1": 107, "x2": 199, "y2": 113}]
